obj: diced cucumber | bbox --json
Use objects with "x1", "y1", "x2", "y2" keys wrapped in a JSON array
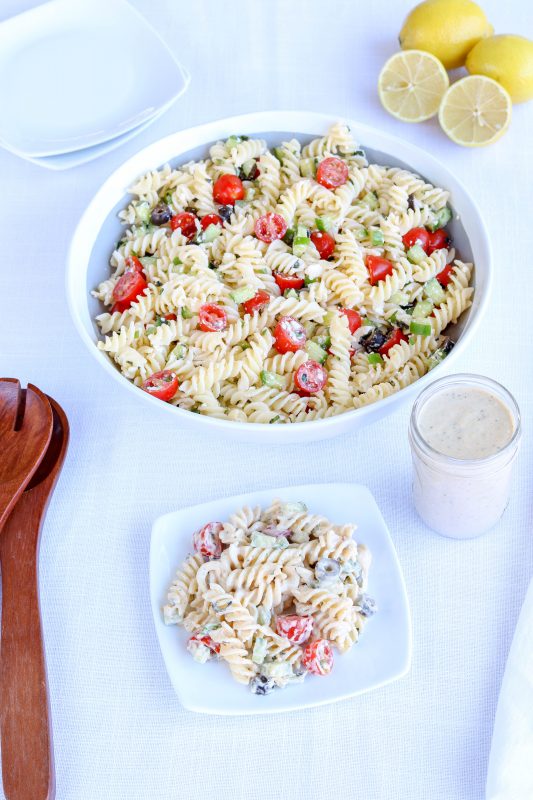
[
  {"x1": 410, "y1": 319, "x2": 432, "y2": 336},
  {"x1": 202, "y1": 224, "x2": 222, "y2": 243},
  {"x1": 304, "y1": 275, "x2": 318, "y2": 285},
  {"x1": 260, "y1": 370, "x2": 284, "y2": 389},
  {"x1": 423, "y1": 277, "x2": 446, "y2": 305},
  {"x1": 305, "y1": 340, "x2": 328, "y2": 364},
  {"x1": 136, "y1": 203, "x2": 151, "y2": 224},
  {"x1": 251, "y1": 531, "x2": 277, "y2": 548},
  {"x1": 252, "y1": 638, "x2": 267, "y2": 665},
  {"x1": 299, "y1": 157, "x2": 316, "y2": 178},
  {"x1": 315, "y1": 216, "x2": 332, "y2": 232},
  {"x1": 413, "y1": 299, "x2": 434, "y2": 318},
  {"x1": 230, "y1": 286, "x2": 256, "y2": 304},
  {"x1": 313, "y1": 333, "x2": 331, "y2": 350},
  {"x1": 427, "y1": 207, "x2": 452, "y2": 231},
  {"x1": 361, "y1": 191, "x2": 378, "y2": 210},
  {"x1": 181, "y1": 307, "x2": 193, "y2": 319},
  {"x1": 367, "y1": 353, "x2": 384, "y2": 365},
  {"x1": 256, "y1": 606, "x2": 271, "y2": 626},
  {"x1": 280, "y1": 501, "x2": 307, "y2": 514},
  {"x1": 284, "y1": 288, "x2": 298, "y2": 299},
  {"x1": 362, "y1": 317, "x2": 376, "y2": 327},
  {"x1": 173, "y1": 256, "x2": 182, "y2": 266},
  {"x1": 241, "y1": 158, "x2": 257, "y2": 179},
  {"x1": 407, "y1": 244, "x2": 426, "y2": 264},
  {"x1": 234, "y1": 199, "x2": 246, "y2": 209},
  {"x1": 244, "y1": 187, "x2": 256, "y2": 201},
  {"x1": 370, "y1": 229, "x2": 384, "y2": 246},
  {"x1": 390, "y1": 291, "x2": 409, "y2": 305},
  {"x1": 171, "y1": 344, "x2": 186, "y2": 359},
  {"x1": 354, "y1": 226, "x2": 367, "y2": 241},
  {"x1": 428, "y1": 346, "x2": 449, "y2": 370},
  {"x1": 293, "y1": 225, "x2": 310, "y2": 257},
  {"x1": 225, "y1": 135, "x2": 242, "y2": 150},
  {"x1": 139, "y1": 256, "x2": 156, "y2": 268},
  {"x1": 322, "y1": 311, "x2": 334, "y2": 326},
  {"x1": 273, "y1": 146, "x2": 285, "y2": 163}
]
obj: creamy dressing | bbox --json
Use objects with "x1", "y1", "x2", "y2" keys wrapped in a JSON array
[
  {"x1": 409, "y1": 376, "x2": 521, "y2": 539},
  {"x1": 418, "y1": 387, "x2": 515, "y2": 460}
]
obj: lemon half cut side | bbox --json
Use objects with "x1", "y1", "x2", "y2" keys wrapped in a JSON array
[
  {"x1": 378, "y1": 50, "x2": 450, "y2": 123},
  {"x1": 438, "y1": 75, "x2": 512, "y2": 147}
]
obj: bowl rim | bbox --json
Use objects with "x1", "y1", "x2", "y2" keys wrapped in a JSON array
[{"x1": 66, "y1": 110, "x2": 492, "y2": 435}]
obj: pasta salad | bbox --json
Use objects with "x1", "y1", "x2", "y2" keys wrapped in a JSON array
[
  {"x1": 162, "y1": 500, "x2": 375, "y2": 694},
  {"x1": 93, "y1": 123, "x2": 474, "y2": 423}
]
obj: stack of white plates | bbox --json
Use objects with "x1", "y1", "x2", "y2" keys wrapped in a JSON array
[{"x1": 0, "y1": 0, "x2": 189, "y2": 170}]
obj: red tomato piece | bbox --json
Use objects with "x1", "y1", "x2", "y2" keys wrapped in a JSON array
[
  {"x1": 188, "y1": 633, "x2": 221, "y2": 657},
  {"x1": 402, "y1": 227, "x2": 430, "y2": 252},
  {"x1": 198, "y1": 304, "x2": 227, "y2": 332},
  {"x1": 170, "y1": 212, "x2": 198, "y2": 239},
  {"x1": 213, "y1": 174, "x2": 245, "y2": 205},
  {"x1": 112, "y1": 269, "x2": 148, "y2": 312},
  {"x1": 125, "y1": 254, "x2": 144, "y2": 273},
  {"x1": 276, "y1": 615, "x2": 314, "y2": 645},
  {"x1": 340, "y1": 308, "x2": 362, "y2": 334},
  {"x1": 310, "y1": 230, "x2": 336, "y2": 260},
  {"x1": 379, "y1": 328, "x2": 408, "y2": 357},
  {"x1": 366, "y1": 255, "x2": 394, "y2": 285},
  {"x1": 427, "y1": 228, "x2": 450, "y2": 254},
  {"x1": 243, "y1": 289, "x2": 270, "y2": 315},
  {"x1": 316, "y1": 157, "x2": 349, "y2": 189},
  {"x1": 435, "y1": 262, "x2": 453, "y2": 286},
  {"x1": 274, "y1": 273, "x2": 305, "y2": 293},
  {"x1": 164, "y1": 313, "x2": 177, "y2": 321},
  {"x1": 302, "y1": 639, "x2": 334, "y2": 676},
  {"x1": 254, "y1": 212, "x2": 288, "y2": 243},
  {"x1": 294, "y1": 360, "x2": 328, "y2": 395},
  {"x1": 193, "y1": 522, "x2": 223, "y2": 559},
  {"x1": 200, "y1": 213, "x2": 223, "y2": 230},
  {"x1": 273, "y1": 316, "x2": 307, "y2": 353},
  {"x1": 141, "y1": 370, "x2": 179, "y2": 402}
]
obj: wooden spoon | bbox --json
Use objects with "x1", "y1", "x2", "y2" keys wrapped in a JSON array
[
  {"x1": 0, "y1": 379, "x2": 53, "y2": 530},
  {"x1": 0, "y1": 396, "x2": 69, "y2": 800}
]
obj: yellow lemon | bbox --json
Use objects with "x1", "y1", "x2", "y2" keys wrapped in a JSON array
[
  {"x1": 438, "y1": 75, "x2": 512, "y2": 146},
  {"x1": 378, "y1": 50, "x2": 450, "y2": 122},
  {"x1": 466, "y1": 35, "x2": 533, "y2": 103},
  {"x1": 400, "y1": 0, "x2": 493, "y2": 70}
]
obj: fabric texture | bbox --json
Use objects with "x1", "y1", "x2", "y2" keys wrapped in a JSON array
[{"x1": 0, "y1": 1, "x2": 532, "y2": 799}]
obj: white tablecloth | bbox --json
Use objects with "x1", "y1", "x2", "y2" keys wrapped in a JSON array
[{"x1": 1, "y1": 1, "x2": 532, "y2": 798}]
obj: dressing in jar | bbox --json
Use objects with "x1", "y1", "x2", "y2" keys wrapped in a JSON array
[{"x1": 409, "y1": 374, "x2": 521, "y2": 538}]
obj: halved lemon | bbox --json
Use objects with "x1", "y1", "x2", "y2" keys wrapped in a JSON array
[
  {"x1": 438, "y1": 75, "x2": 512, "y2": 146},
  {"x1": 378, "y1": 50, "x2": 449, "y2": 122}
]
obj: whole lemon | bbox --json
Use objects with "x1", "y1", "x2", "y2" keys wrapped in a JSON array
[
  {"x1": 399, "y1": 0, "x2": 493, "y2": 70},
  {"x1": 466, "y1": 35, "x2": 533, "y2": 103}
]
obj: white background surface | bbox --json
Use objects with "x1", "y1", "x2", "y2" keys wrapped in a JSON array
[{"x1": 0, "y1": 0, "x2": 532, "y2": 798}]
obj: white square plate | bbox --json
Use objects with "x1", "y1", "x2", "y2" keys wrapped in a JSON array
[
  {"x1": 150, "y1": 483, "x2": 412, "y2": 715},
  {"x1": 0, "y1": 0, "x2": 189, "y2": 157}
]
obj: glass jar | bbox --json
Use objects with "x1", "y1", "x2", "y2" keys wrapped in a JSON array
[{"x1": 409, "y1": 374, "x2": 521, "y2": 539}]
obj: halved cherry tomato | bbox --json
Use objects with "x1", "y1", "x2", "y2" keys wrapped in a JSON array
[
  {"x1": 274, "y1": 273, "x2": 305, "y2": 293},
  {"x1": 200, "y1": 213, "x2": 223, "y2": 230},
  {"x1": 243, "y1": 290, "x2": 270, "y2": 315},
  {"x1": 316, "y1": 157, "x2": 349, "y2": 189},
  {"x1": 435, "y1": 262, "x2": 453, "y2": 286},
  {"x1": 367, "y1": 255, "x2": 394, "y2": 285},
  {"x1": 193, "y1": 522, "x2": 223, "y2": 559},
  {"x1": 276, "y1": 615, "x2": 314, "y2": 645},
  {"x1": 141, "y1": 370, "x2": 179, "y2": 402},
  {"x1": 254, "y1": 212, "x2": 287, "y2": 243},
  {"x1": 379, "y1": 328, "x2": 408, "y2": 357},
  {"x1": 294, "y1": 361, "x2": 328, "y2": 395},
  {"x1": 125, "y1": 254, "x2": 144, "y2": 273},
  {"x1": 112, "y1": 269, "x2": 148, "y2": 312},
  {"x1": 273, "y1": 316, "x2": 307, "y2": 353},
  {"x1": 302, "y1": 639, "x2": 333, "y2": 676},
  {"x1": 402, "y1": 227, "x2": 430, "y2": 252},
  {"x1": 170, "y1": 212, "x2": 198, "y2": 239},
  {"x1": 198, "y1": 303, "x2": 227, "y2": 332},
  {"x1": 213, "y1": 174, "x2": 245, "y2": 205},
  {"x1": 310, "y1": 230, "x2": 335, "y2": 260},
  {"x1": 188, "y1": 633, "x2": 220, "y2": 656},
  {"x1": 427, "y1": 228, "x2": 450, "y2": 254},
  {"x1": 340, "y1": 308, "x2": 362, "y2": 334}
]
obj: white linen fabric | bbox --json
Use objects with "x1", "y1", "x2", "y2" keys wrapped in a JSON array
[
  {"x1": 486, "y1": 578, "x2": 533, "y2": 800},
  {"x1": 0, "y1": 1, "x2": 532, "y2": 799}
]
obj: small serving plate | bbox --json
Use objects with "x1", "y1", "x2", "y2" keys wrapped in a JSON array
[
  {"x1": 150, "y1": 483, "x2": 412, "y2": 715},
  {"x1": 0, "y1": 0, "x2": 189, "y2": 158}
]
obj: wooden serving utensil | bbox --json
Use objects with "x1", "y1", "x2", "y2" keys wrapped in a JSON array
[
  {"x1": 0, "y1": 395, "x2": 69, "y2": 800},
  {"x1": 0, "y1": 379, "x2": 53, "y2": 530}
]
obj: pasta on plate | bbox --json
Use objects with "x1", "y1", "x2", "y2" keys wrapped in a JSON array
[
  {"x1": 162, "y1": 500, "x2": 376, "y2": 694},
  {"x1": 93, "y1": 123, "x2": 474, "y2": 423}
]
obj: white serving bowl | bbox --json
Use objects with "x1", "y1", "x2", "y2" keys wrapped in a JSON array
[{"x1": 67, "y1": 111, "x2": 491, "y2": 443}]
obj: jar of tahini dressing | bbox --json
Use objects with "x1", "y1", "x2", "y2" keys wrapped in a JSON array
[{"x1": 409, "y1": 374, "x2": 521, "y2": 538}]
